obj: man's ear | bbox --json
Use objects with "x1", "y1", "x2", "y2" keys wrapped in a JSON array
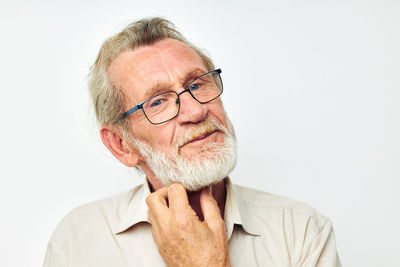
[{"x1": 100, "y1": 125, "x2": 140, "y2": 167}]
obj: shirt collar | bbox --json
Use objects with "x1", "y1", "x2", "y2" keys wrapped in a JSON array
[
  {"x1": 224, "y1": 178, "x2": 261, "y2": 237},
  {"x1": 113, "y1": 181, "x2": 151, "y2": 234},
  {"x1": 113, "y1": 178, "x2": 261, "y2": 236}
]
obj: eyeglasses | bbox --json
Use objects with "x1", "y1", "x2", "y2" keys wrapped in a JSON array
[{"x1": 119, "y1": 69, "x2": 223, "y2": 125}]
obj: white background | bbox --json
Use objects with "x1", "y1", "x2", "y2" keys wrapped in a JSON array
[{"x1": 1, "y1": 0, "x2": 399, "y2": 266}]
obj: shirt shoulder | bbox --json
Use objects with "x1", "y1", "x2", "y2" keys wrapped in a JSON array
[
  {"x1": 66, "y1": 185, "x2": 140, "y2": 224},
  {"x1": 48, "y1": 185, "x2": 142, "y2": 246},
  {"x1": 230, "y1": 184, "x2": 341, "y2": 266},
  {"x1": 233, "y1": 184, "x2": 330, "y2": 235},
  {"x1": 44, "y1": 185, "x2": 145, "y2": 266}
]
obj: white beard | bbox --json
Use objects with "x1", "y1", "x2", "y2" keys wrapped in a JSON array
[{"x1": 127, "y1": 118, "x2": 237, "y2": 191}]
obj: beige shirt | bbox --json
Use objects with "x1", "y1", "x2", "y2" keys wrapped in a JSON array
[{"x1": 44, "y1": 179, "x2": 341, "y2": 267}]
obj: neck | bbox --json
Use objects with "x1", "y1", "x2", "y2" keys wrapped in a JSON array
[
  {"x1": 148, "y1": 178, "x2": 227, "y2": 220},
  {"x1": 188, "y1": 180, "x2": 226, "y2": 221}
]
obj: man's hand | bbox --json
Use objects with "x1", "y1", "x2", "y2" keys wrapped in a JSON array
[{"x1": 146, "y1": 183, "x2": 231, "y2": 267}]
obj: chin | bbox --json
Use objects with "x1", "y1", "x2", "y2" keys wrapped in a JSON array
[
  {"x1": 170, "y1": 142, "x2": 237, "y2": 191},
  {"x1": 185, "y1": 180, "x2": 224, "y2": 194},
  {"x1": 176, "y1": 174, "x2": 226, "y2": 192}
]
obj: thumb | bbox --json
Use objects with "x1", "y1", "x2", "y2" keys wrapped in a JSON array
[{"x1": 200, "y1": 187, "x2": 223, "y2": 227}]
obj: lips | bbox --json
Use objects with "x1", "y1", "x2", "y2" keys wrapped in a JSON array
[
  {"x1": 181, "y1": 130, "x2": 218, "y2": 147},
  {"x1": 175, "y1": 119, "x2": 225, "y2": 150},
  {"x1": 184, "y1": 130, "x2": 218, "y2": 146}
]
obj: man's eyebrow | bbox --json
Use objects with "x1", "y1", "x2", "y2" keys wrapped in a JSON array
[
  {"x1": 142, "y1": 68, "x2": 208, "y2": 100},
  {"x1": 183, "y1": 68, "x2": 208, "y2": 85},
  {"x1": 143, "y1": 82, "x2": 169, "y2": 101}
]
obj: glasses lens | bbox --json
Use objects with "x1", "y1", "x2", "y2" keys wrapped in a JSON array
[
  {"x1": 142, "y1": 91, "x2": 179, "y2": 124},
  {"x1": 189, "y1": 70, "x2": 223, "y2": 103}
]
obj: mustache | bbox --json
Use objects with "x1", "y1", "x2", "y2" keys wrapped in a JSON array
[{"x1": 175, "y1": 119, "x2": 227, "y2": 149}]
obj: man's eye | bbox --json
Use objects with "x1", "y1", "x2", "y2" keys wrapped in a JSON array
[
  {"x1": 150, "y1": 99, "x2": 163, "y2": 107},
  {"x1": 190, "y1": 83, "x2": 200, "y2": 91}
]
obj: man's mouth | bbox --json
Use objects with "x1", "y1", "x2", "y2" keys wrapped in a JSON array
[
  {"x1": 175, "y1": 119, "x2": 227, "y2": 152},
  {"x1": 177, "y1": 130, "x2": 222, "y2": 151},
  {"x1": 183, "y1": 130, "x2": 218, "y2": 146}
]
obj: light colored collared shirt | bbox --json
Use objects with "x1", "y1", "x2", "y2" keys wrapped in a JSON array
[{"x1": 44, "y1": 179, "x2": 341, "y2": 266}]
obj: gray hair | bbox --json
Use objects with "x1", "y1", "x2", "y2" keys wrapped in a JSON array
[{"x1": 88, "y1": 17, "x2": 215, "y2": 136}]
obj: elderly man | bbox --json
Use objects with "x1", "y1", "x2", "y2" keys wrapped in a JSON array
[{"x1": 44, "y1": 17, "x2": 341, "y2": 267}]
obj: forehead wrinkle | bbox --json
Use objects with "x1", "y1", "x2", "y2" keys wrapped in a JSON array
[
  {"x1": 133, "y1": 40, "x2": 208, "y2": 97},
  {"x1": 142, "y1": 66, "x2": 208, "y2": 99},
  {"x1": 133, "y1": 46, "x2": 175, "y2": 100}
]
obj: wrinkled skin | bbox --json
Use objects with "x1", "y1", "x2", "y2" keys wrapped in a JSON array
[{"x1": 146, "y1": 183, "x2": 231, "y2": 267}]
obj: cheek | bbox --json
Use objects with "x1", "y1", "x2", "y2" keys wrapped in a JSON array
[
  {"x1": 207, "y1": 102, "x2": 228, "y2": 127},
  {"x1": 141, "y1": 123, "x2": 176, "y2": 151},
  {"x1": 129, "y1": 111, "x2": 174, "y2": 142}
]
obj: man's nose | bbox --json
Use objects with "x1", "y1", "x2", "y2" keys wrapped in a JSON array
[{"x1": 176, "y1": 90, "x2": 207, "y2": 124}]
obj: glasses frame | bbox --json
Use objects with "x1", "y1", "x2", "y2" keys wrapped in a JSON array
[{"x1": 119, "y1": 68, "x2": 223, "y2": 125}]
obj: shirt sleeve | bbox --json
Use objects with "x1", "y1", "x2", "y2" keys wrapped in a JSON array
[
  {"x1": 298, "y1": 218, "x2": 342, "y2": 267},
  {"x1": 43, "y1": 218, "x2": 70, "y2": 267},
  {"x1": 43, "y1": 240, "x2": 68, "y2": 267}
]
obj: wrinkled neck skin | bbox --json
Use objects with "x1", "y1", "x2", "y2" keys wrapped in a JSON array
[
  {"x1": 188, "y1": 179, "x2": 226, "y2": 221},
  {"x1": 148, "y1": 179, "x2": 226, "y2": 221}
]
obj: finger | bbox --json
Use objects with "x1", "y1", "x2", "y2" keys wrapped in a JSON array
[
  {"x1": 146, "y1": 186, "x2": 169, "y2": 220},
  {"x1": 146, "y1": 186, "x2": 169, "y2": 207},
  {"x1": 168, "y1": 183, "x2": 191, "y2": 214},
  {"x1": 200, "y1": 187, "x2": 223, "y2": 226}
]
